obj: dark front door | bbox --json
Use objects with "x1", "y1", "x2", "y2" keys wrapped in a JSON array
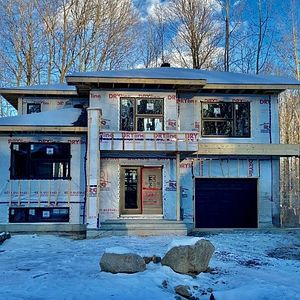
[
  {"x1": 195, "y1": 178, "x2": 257, "y2": 228},
  {"x1": 120, "y1": 167, "x2": 142, "y2": 214}
]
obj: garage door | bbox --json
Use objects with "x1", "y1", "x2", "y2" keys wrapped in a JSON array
[{"x1": 195, "y1": 178, "x2": 257, "y2": 228}]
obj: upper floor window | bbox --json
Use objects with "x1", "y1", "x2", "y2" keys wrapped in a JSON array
[
  {"x1": 10, "y1": 143, "x2": 71, "y2": 180},
  {"x1": 120, "y1": 98, "x2": 163, "y2": 131},
  {"x1": 202, "y1": 102, "x2": 250, "y2": 137},
  {"x1": 27, "y1": 103, "x2": 41, "y2": 114}
]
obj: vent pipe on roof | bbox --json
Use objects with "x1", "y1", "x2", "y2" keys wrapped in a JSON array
[{"x1": 161, "y1": 62, "x2": 170, "y2": 67}]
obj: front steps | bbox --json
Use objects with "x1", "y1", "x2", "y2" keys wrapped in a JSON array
[{"x1": 87, "y1": 219, "x2": 188, "y2": 238}]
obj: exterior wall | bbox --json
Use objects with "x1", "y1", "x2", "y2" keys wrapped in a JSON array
[
  {"x1": 0, "y1": 134, "x2": 86, "y2": 224},
  {"x1": 99, "y1": 157, "x2": 177, "y2": 222},
  {"x1": 18, "y1": 97, "x2": 88, "y2": 115},
  {"x1": 180, "y1": 157, "x2": 280, "y2": 227}
]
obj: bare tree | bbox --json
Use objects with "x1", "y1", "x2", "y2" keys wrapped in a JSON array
[
  {"x1": 138, "y1": 2, "x2": 169, "y2": 68},
  {"x1": 167, "y1": 0, "x2": 222, "y2": 69},
  {"x1": 0, "y1": 0, "x2": 43, "y2": 86},
  {"x1": 35, "y1": 0, "x2": 138, "y2": 82}
]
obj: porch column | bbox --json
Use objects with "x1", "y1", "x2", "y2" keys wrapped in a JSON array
[
  {"x1": 86, "y1": 107, "x2": 102, "y2": 229},
  {"x1": 176, "y1": 152, "x2": 181, "y2": 221}
]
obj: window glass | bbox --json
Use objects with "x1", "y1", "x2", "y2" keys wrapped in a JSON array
[
  {"x1": 120, "y1": 97, "x2": 164, "y2": 131},
  {"x1": 137, "y1": 118, "x2": 163, "y2": 131},
  {"x1": 202, "y1": 103, "x2": 232, "y2": 118},
  {"x1": 202, "y1": 102, "x2": 250, "y2": 137},
  {"x1": 11, "y1": 143, "x2": 29, "y2": 179},
  {"x1": 137, "y1": 99, "x2": 163, "y2": 115},
  {"x1": 27, "y1": 103, "x2": 41, "y2": 114},
  {"x1": 234, "y1": 103, "x2": 250, "y2": 136},
  {"x1": 9, "y1": 207, "x2": 69, "y2": 223},
  {"x1": 10, "y1": 143, "x2": 71, "y2": 180},
  {"x1": 120, "y1": 99, "x2": 134, "y2": 131}
]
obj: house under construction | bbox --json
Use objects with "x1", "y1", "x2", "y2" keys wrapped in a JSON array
[{"x1": 0, "y1": 67, "x2": 299, "y2": 236}]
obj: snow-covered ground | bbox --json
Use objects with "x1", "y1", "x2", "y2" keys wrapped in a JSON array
[{"x1": 0, "y1": 231, "x2": 300, "y2": 300}]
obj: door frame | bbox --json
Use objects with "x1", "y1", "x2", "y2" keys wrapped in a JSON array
[
  {"x1": 120, "y1": 166, "x2": 142, "y2": 215},
  {"x1": 120, "y1": 165, "x2": 163, "y2": 215}
]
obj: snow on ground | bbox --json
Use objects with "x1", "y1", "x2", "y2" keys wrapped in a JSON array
[{"x1": 0, "y1": 231, "x2": 300, "y2": 300}]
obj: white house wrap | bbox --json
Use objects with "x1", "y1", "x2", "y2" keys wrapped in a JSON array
[{"x1": 0, "y1": 67, "x2": 299, "y2": 235}]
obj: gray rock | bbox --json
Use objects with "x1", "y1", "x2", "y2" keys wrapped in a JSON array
[
  {"x1": 152, "y1": 255, "x2": 161, "y2": 264},
  {"x1": 161, "y1": 239, "x2": 215, "y2": 275},
  {"x1": 100, "y1": 252, "x2": 146, "y2": 274},
  {"x1": 143, "y1": 256, "x2": 152, "y2": 264},
  {"x1": 0, "y1": 232, "x2": 11, "y2": 244},
  {"x1": 175, "y1": 285, "x2": 191, "y2": 299},
  {"x1": 162, "y1": 279, "x2": 168, "y2": 289}
]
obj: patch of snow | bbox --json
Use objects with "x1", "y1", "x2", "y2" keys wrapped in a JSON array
[
  {"x1": 0, "y1": 232, "x2": 300, "y2": 299},
  {"x1": 104, "y1": 246, "x2": 132, "y2": 254},
  {"x1": 0, "y1": 107, "x2": 82, "y2": 126},
  {"x1": 167, "y1": 237, "x2": 202, "y2": 251}
]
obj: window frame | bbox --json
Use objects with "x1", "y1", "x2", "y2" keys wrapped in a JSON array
[
  {"x1": 27, "y1": 103, "x2": 41, "y2": 114},
  {"x1": 120, "y1": 97, "x2": 164, "y2": 131},
  {"x1": 9, "y1": 207, "x2": 70, "y2": 223},
  {"x1": 201, "y1": 101, "x2": 251, "y2": 138},
  {"x1": 10, "y1": 142, "x2": 71, "y2": 180}
]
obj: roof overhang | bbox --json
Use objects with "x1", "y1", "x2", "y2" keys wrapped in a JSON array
[
  {"x1": 66, "y1": 76, "x2": 207, "y2": 96},
  {"x1": 0, "y1": 88, "x2": 78, "y2": 109},
  {"x1": 203, "y1": 84, "x2": 300, "y2": 91},
  {"x1": 66, "y1": 76, "x2": 207, "y2": 86},
  {"x1": 0, "y1": 126, "x2": 87, "y2": 133}
]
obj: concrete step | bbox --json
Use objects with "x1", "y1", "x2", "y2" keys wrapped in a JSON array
[{"x1": 87, "y1": 219, "x2": 188, "y2": 238}]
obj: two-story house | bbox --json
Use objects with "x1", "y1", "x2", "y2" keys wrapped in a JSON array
[{"x1": 0, "y1": 67, "x2": 299, "y2": 237}]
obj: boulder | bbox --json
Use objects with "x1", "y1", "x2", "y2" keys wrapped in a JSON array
[
  {"x1": 143, "y1": 255, "x2": 162, "y2": 264},
  {"x1": 161, "y1": 239, "x2": 214, "y2": 275},
  {"x1": 175, "y1": 285, "x2": 191, "y2": 299},
  {"x1": 0, "y1": 232, "x2": 11, "y2": 244},
  {"x1": 100, "y1": 252, "x2": 146, "y2": 274}
]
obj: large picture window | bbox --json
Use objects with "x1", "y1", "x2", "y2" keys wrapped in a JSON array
[
  {"x1": 201, "y1": 102, "x2": 250, "y2": 137},
  {"x1": 120, "y1": 98, "x2": 163, "y2": 131},
  {"x1": 10, "y1": 143, "x2": 71, "y2": 180}
]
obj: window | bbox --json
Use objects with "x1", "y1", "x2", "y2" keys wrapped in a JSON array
[
  {"x1": 9, "y1": 207, "x2": 69, "y2": 223},
  {"x1": 10, "y1": 143, "x2": 71, "y2": 180},
  {"x1": 202, "y1": 102, "x2": 250, "y2": 137},
  {"x1": 27, "y1": 103, "x2": 41, "y2": 114},
  {"x1": 120, "y1": 98, "x2": 163, "y2": 131}
]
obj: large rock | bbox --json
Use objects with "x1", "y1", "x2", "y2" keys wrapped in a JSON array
[
  {"x1": 161, "y1": 239, "x2": 214, "y2": 275},
  {"x1": 100, "y1": 252, "x2": 146, "y2": 274},
  {"x1": 0, "y1": 232, "x2": 11, "y2": 244},
  {"x1": 175, "y1": 285, "x2": 192, "y2": 299}
]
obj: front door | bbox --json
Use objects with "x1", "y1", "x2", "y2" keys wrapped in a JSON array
[{"x1": 120, "y1": 166, "x2": 162, "y2": 215}]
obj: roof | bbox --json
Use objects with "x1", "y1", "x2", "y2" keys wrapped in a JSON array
[
  {"x1": 0, "y1": 108, "x2": 82, "y2": 127},
  {"x1": 0, "y1": 83, "x2": 77, "y2": 109},
  {"x1": 66, "y1": 67, "x2": 300, "y2": 91}
]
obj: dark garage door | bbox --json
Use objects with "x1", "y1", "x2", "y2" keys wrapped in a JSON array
[{"x1": 195, "y1": 178, "x2": 257, "y2": 228}]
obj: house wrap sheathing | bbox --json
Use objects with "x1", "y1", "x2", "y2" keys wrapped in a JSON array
[{"x1": 0, "y1": 67, "x2": 299, "y2": 235}]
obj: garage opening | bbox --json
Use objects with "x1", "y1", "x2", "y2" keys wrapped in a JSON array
[{"x1": 195, "y1": 178, "x2": 257, "y2": 228}]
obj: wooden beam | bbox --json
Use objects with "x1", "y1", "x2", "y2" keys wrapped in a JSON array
[
  {"x1": 196, "y1": 143, "x2": 300, "y2": 157},
  {"x1": 0, "y1": 126, "x2": 87, "y2": 132}
]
